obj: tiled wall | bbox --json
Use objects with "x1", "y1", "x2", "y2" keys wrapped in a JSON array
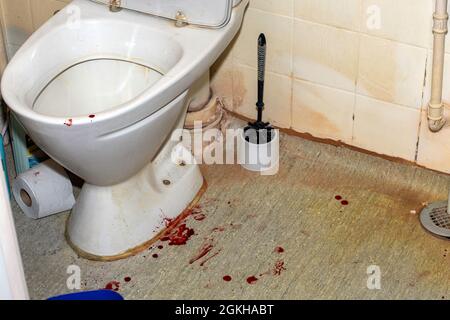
[
  {"x1": 212, "y1": 0, "x2": 450, "y2": 174},
  {"x1": 0, "y1": 0, "x2": 70, "y2": 58},
  {"x1": 0, "y1": 0, "x2": 449, "y2": 174}
]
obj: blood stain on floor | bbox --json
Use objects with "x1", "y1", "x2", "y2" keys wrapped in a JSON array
[
  {"x1": 194, "y1": 214, "x2": 206, "y2": 221},
  {"x1": 275, "y1": 246, "x2": 285, "y2": 253},
  {"x1": 105, "y1": 281, "x2": 120, "y2": 291},
  {"x1": 273, "y1": 260, "x2": 286, "y2": 276},
  {"x1": 246, "y1": 276, "x2": 258, "y2": 284},
  {"x1": 189, "y1": 242, "x2": 214, "y2": 265}
]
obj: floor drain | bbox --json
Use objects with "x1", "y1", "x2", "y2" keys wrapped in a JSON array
[{"x1": 420, "y1": 201, "x2": 450, "y2": 239}]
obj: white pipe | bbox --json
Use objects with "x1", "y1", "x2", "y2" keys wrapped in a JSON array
[
  {"x1": 429, "y1": 0, "x2": 449, "y2": 132},
  {"x1": 0, "y1": 163, "x2": 29, "y2": 300}
]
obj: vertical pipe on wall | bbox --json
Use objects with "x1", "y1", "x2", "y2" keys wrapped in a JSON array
[{"x1": 429, "y1": 0, "x2": 449, "y2": 132}]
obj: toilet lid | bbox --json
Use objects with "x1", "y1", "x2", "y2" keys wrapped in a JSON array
[{"x1": 91, "y1": 0, "x2": 235, "y2": 28}]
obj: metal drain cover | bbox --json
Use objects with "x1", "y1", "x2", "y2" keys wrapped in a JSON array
[{"x1": 420, "y1": 201, "x2": 450, "y2": 239}]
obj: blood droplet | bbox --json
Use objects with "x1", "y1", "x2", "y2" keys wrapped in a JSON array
[
  {"x1": 275, "y1": 246, "x2": 285, "y2": 253},
  {"x1": 194, "y1": 214, "x2": 206, "y2": 221},
  {"x1": 223, "y1": 275, "x2": 232, "y2": 282},
  {"x1": 105, "y1": 281, "x2": 120, "y2": 291},
  {"x1": 246, "y1": 276, "x2": 258, "y2": 284},
  {"x1": 162, "y1": 224, "x2": 195, "y2": 246},
  {"x1": 273, "y1": 260, "x2": 286, "y2": 276}
]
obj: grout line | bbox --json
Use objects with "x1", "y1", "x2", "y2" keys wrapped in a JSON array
[{"x1": 415, "y1": 53, "x2": 430, "y2": 163}]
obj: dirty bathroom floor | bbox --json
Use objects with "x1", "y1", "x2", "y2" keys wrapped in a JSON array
[{"x1": 7, "y1": 129, "x2": 450, "y2": 300}]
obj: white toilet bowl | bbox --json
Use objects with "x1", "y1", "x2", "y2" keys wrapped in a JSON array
[{"x1": 1, "y1": 0, "x2": 248, "y2": 260}]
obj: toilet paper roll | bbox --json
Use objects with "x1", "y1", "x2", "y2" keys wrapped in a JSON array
[{"x1": 13, "y1": 160, "x2": 76, "y2": 219}]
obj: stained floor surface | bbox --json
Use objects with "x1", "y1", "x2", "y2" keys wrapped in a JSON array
[{"x1": 7, "y1": 128, "x2": 450, "y2": 300}]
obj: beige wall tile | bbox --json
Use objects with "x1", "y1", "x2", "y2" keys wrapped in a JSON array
[
  {"x1": 1, "y1": 0, "x2": 33, "y2": 46},
  {"x1": 361, "y1": 0, "x2": 433, "y2": 48},
  {"x1": 357, "y1": 35, "x2": 427, "y2": 109},
  {"x1": 233, "y1": 63, "x2": 291, "y2": 128},
  {"x1": 292, "y1": 79, "x2": 354, "y2": 143},
  {"x1": 353, "y1": 95, "x2": 421, "y2": 161},
  {"x1": 211, "y1": 43, "x2": 234, "y2": 110},
  {"x1": 30, "y1": 0, "x2": 69, "y2": 30},
  {"x1": 293, "y1": 20, "x2": 360, "y2": 92},
  {"x1": 250, "y1": 0, "x2": 293, "y2": 17},
  {"x1": 234, "y1": 8, "x2": 293, "y2": 76},
  {"x1": 294, "y1": 0, "x2": 361, "y2": 32}
]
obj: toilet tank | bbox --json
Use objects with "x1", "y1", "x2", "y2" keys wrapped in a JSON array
[{"x1": 91, "y1": 0, "x2": 237, "y2": 28}]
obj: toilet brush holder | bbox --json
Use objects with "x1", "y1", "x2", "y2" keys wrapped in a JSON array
[{"x1": 238, "y1": 128, "x2": 279, "y2": 174}]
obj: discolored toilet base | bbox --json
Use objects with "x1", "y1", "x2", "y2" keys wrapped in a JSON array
[
  {"x1": 65, "y1": 180, "x2": 207, "y2": 262},
  {"x1": 65, "y1": 141, "x2": 205, "y2": 260}
]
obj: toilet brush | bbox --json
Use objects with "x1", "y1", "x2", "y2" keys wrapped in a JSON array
[{"x1": 244, "y1": 33, "x2": 274, "y2": 144}]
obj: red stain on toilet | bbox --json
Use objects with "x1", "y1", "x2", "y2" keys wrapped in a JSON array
[
  {"x1": 163, "y1": 217, "x2": 174, "y2": 227},
  {"x1": 105, "y1": 281, "x2": 120, "y2": 291},
  {"x1": 89, "y1": 114, "x2": 96, "y2": 119},
  {"x1": 64, "y1": 119, "x2": 73, "y2": 127},
  {"x1": 223, "y1": 275, "x2": 232, "y2": 282}
]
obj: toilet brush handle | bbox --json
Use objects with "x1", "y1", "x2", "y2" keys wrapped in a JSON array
[{"x1": 257, "y1": 33, "x2": 266, "y2": 123}]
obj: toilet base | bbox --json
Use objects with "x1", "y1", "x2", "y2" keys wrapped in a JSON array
[{"x1": 65, "y1": 145, "x2": 205, "y2": 261}]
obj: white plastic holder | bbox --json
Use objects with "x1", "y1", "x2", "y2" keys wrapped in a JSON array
[{"x1": 238, "y1": 128, "x2": 279, "y2": 175}]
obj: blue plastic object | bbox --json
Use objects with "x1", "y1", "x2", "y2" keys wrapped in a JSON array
[{"x1": 48, "y1": 290, "x2": 124, "y2": 301}]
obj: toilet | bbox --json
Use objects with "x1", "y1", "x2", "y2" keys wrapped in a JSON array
[{"x1": 1, "y1": 0, "x2": 248, "y2": 260}]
